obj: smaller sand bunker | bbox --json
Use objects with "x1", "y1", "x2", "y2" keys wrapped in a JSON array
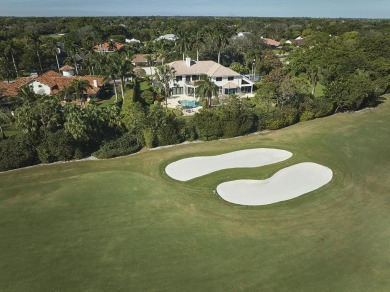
[
  {"x1": 165, "y1": 148, "x2": 292, "y2": 181},
  {"x1": 216, "y1": 162, "x2": 333, "y2": 206}
]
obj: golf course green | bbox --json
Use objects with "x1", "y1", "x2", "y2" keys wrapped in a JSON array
[{"x1": 1, "y1": 98, "x2": 389, "y2": 291}]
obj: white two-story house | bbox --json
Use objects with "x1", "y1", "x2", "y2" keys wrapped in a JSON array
[{"x1": 168, "y1": 58, "x2": 253, "y2": 97}]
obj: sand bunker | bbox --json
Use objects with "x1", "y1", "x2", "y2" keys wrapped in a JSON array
[
  {"x1": 216, "y1": 162, "x2": 333, "y2": 206},
  {"x1": 165, "y1": 148, "x2": 292, "y2": 181}
]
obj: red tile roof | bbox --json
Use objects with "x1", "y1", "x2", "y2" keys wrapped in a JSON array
[
  {"x1": 60, "y1": 65, "x2": 75, "y2": 71},
  {"x1": 262, "y1": 38, "x2": 281, "y2": 47},
  {"x1": 1, "y1": 71, "x2": 103, "y2": 97},
  {"x1": 0, "y1": 77, "x2": 34, "y2": 97},
  {"x1": 93, "y1": 42, "x2": 125, "y2": 52}
]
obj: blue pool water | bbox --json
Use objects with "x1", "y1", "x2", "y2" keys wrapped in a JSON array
[{"x1": 179, "y1": 100, "x2": 200, "y2": 108}]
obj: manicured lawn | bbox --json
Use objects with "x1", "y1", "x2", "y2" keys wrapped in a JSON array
[{"x1": 1, "y1": 98, "x2": 389, "y2": 291}]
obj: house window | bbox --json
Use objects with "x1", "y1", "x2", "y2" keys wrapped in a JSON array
[
  {"x1": 192, "y1": 75, "x2": 199, "y2": 81},
  {"x1": 176, "y1": 76, "x2": 182, "y2": 82},
  {"x1": 172, "y1": 87, "x2": 183, "y2": 95},
  {"x1": 186, "y1": 76, "x2": 191, "y2": 82},
  {"x1": 225, "y1": 88, "x2": 237, "y2": 95},
  {"x1": 38, "y1": 85, "x2": 43, "y2": 88},
  {"x1": 228, "y1": 76, "x2": 234, "y2": 81},
  {"x1": 216, "y1": 77, "x2": 222, "y2": 82}
]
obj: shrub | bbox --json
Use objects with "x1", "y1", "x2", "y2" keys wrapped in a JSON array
[
  {"x1": 193, "y1": 109, "x2": 223, "y2": 141},
  {"x1": 37, "y1": 130, "x2": 78, "y2": 163},
  {"x1": 256, "y1": 107, "x2": 299, "y2": 130},
  {"x1": 0, "y1": 134, "x2": 39, "y2": 171},
  {"x1": 92, "y1": 132, "x2": 140, "y2": 159}
]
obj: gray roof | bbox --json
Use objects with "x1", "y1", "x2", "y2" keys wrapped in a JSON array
[{"x1": 169, "y1": 60, "x2": 241, "y2": 77}]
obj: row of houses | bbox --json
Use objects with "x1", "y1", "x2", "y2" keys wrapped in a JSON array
[{"x1": 1, "y1": 58, "x2": 253, "y2": 100}]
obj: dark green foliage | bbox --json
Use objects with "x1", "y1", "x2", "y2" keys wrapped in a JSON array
[
  {"x1": 0, "y1": 134, "x2": 39, "y2": 171},
  {"x1": 255, "y1": 107, "x2": 299, "y2": 130},
  {"x1": 141, "y1": 90, "x2": 155, "y2": 105},
  {"x1": 193, "y1": 109, "x2": 223, "y2": 141},
  {"x1": 218, "y1": 98, "x2": 255, "y2": 138},
  {"x1": 37, "y1": 130, "x2": 79, "y2": 163},
  {"x1": 181, "y1": 118, "x2": 198, "y2": 141},
  {"x1": 143, "y1": 105, "x2": 184, "y2": 147},
  {"x1": 92, "y1": 132, "x2": 140, "y2": 159},
  {"x1": 299, "y1": 97, "x2": 334, "y2": 121},
  {"x1": 325, "y1": 72, "x2": 379, "y2": 112}
]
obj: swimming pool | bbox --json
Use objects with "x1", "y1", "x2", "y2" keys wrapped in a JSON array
[{"x1": 178, "y1": 100, "x2": 200, "y2": 108}]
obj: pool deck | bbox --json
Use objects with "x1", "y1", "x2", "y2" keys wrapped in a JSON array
[
  {"x1": 167, "y1": 95, "x2": 202, "y2": 115},
  {"x1": 166, "y1": 93, "x2": 256, "y2": 115}
]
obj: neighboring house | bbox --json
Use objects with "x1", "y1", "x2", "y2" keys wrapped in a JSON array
[
  {"x1": 168, "y1": 57, "x2": 254, "y2": 97},
  {"x1": 154, "y1": 34, "x2": 177, "y2": 42},
  {"x1": 0, "y1": 77, "x2": 34, "y2": 100},
  {"x1": 1, "y1": 69, "x2": 103, "y2": 99},
  {"x1": 285, "y1": 36, "x2": 305, "y2": 47},
  {"x1": 29, "y1": 69, "x2": 103, "y2": 97},
  {"x1": 125, "y1": 38, "x2": 141, "y2": 44},
  {"x1": 132, "y1": 54, "x2": 165, "y2": 67},
  {"x1": 93, "y1": 42, "x2": 125, "y2": 54},
  {"x1": 232, "y1": 32, "x2": 252, "y2": 40},
  {"x1": 293, "y1": 36, "x2": 305, "y2": 46},
  {"x1": 261, "y1": 37, "x2": 281, "y2": 48}
]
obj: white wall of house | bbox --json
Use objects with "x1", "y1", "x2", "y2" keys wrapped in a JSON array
[{"x1": 30, "y1": 81, "x2": 51, "y2": 95}]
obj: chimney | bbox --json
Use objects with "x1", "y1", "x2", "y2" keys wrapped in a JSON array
[
  {"x1": 185, "y1": 57, "x2": 192, "y2": 67},
  {"x1": 93, "y1": 80, "x2": 98, "y2": 88}
]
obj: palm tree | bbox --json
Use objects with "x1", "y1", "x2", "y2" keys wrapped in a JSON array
[
  {"x1": 193, "y1": 29, "x2": 206, "y2": 61},
  {"x1": 154, "y1": 65, "x2": 176, "y2": 108},
  {"x1": 71, "y1": 79, "x2": 92, "y2": 108},
  {"x1": 195, "y1": 74, "x2": 219, "y2": 108},
  {"x1": 175, "y1": 27, "x2": 193, "y2": 60},
  {"x1": 145, "y1": 54, "x2": 154, "y2": 76},
  {"x1": 4, "y1": 39, "x2": 19, "y2": 77},
  {"x1": 108, "y1": 53, "x2": 135, "y2": 98},
  {"x1": 26, "y1": 31, "x2": 43, "y2": 74},
  {"x1": 58, "y1": 86, "x2": 75, "y2": 102},
  {"x1": 209, "y1": 25, "x2": 230, "y2": 64},
  {"x1": 0, "y1": 56, "x2": 15, "y2": 83},
  {"x1": 103, "y1": 63, "x2": 119, "y2": 103}
]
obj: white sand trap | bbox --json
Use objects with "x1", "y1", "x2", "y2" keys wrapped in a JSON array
[
  {"x1": 216, "y1": 162, "x2": 333, "y2": 206},
  {"x1": 165, "y1": 148, "x2": 292, "y2": 181}
]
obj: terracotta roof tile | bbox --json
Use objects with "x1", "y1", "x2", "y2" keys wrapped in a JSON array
[
  {"x1": 262, "y1": 38, "x2": 281, "y2": 47},
  {"x1": 60, "y1": 65, "x2": 75, "y2": 71},
  {"x1": 93, "y1": 42, "x2": 125, "y2": 52},
  {"x1": 0, "y1": 77, "x2": 34, "y2": 97}
]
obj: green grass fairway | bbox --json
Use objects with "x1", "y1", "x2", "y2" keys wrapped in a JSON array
[{"x1": 1, "y1": 99, "x2": 390, "y2": 291}]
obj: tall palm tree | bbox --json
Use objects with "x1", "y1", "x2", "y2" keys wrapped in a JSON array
[
  {"x1": 117, "y1": 56, "x2": 134, "y2": 97},
  {"x1": 145, "y1": 54, "x2": 154, "y2": 76},
  {"x1": 42, "y1": 37, "x2": 61, "y2": 73},
  {"x1": 154, "y1": 65, "x2": 176, "y2": 108},
  {"x1": 209, "y1": 25, "x2": 230, "y2": 64},
  {"x1": 71, "y1": 79, "x2": 92, "y2": 108},
  {"x1": 4, "y1": 39, "x2": 19, "y2": 77},
  {"x1": 195, "y1": 74, "x2": 219, "y2": 108},
  {"x1": 26, "y1": 31, "x2": 43, "y2": 74},
  {"x1": 193, "y1": 29, "x2": 206, "y2": 61},
  {"x1": 175, "y1": 27, "x2": 193, "y2": 60},
  {"x1": 103, "y1": 63, "x2": 119, "y2": 103}
]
